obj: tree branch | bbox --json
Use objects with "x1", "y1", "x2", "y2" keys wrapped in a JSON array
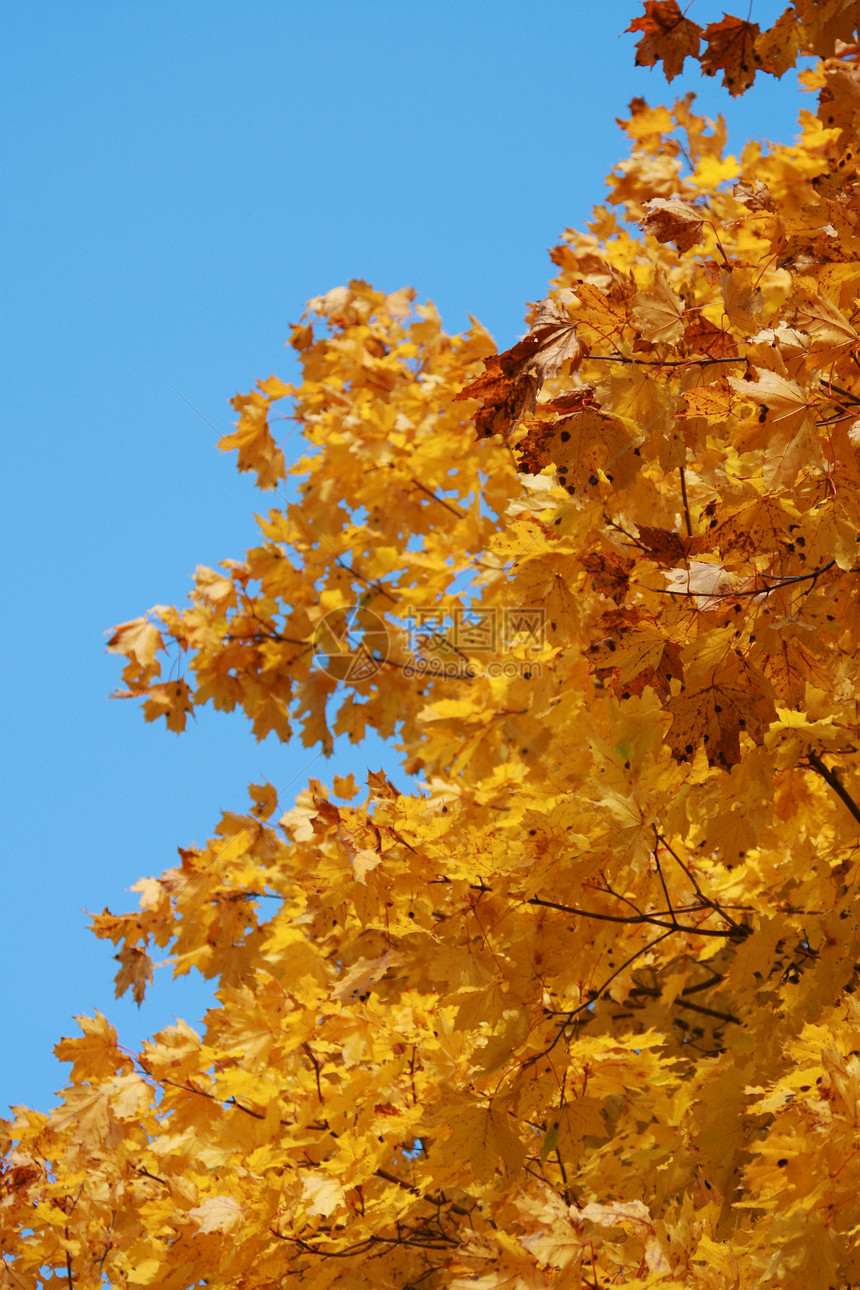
[
  {"x1": 526, "y1": 893, "x2": 744, "y2": 938},
  {"x1": 649, "y1": 560, "x2": 836, "y2": 599},
  {"x1": 805, "y1": 750, "x2": 860, "y2": 828}
]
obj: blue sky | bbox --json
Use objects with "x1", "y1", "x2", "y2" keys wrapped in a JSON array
[{"x1": 2, "y1": 1, "x2": 806, "y2": 1114}]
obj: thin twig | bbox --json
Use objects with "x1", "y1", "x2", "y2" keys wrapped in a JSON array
[
  {"x1": 648, "y1": 560, "x2": 836, "y2": 599},
  {"x1": 652, "y1": 847, "x2": 679, "y2": 927},
  {"x1": 527, "y1": 893, "x2": 743, "y2": 938},
  {"x1": 529, "y1": 927, "x2": 677, "y2": 1064},
  {"x1": 303, "y1": 1043, "x2": 324, "y2": 1103},
  {"x1": 679, "y1": 466, "x2": 693, "y2": 538},
  {"x1": 806, "y1": 750, "x2": 860, "y2": 828},
  {"x1": 653, "y1": 828, "x2": 742, "y2": 931},
  {"x1": 591, "y1": 355, "x2": 743, "y2": 367},
  {"x1": 410, "y1": 477, "x2": 466, "y2": 519}
]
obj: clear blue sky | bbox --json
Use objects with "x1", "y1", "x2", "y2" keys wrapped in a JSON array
[{"x1": 2, "y1": 1, "x2": 805, "y2": 1113}]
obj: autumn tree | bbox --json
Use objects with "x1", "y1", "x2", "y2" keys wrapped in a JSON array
[{"x1": 7, "y1": 3, "x2": 860, "y2": 1287}]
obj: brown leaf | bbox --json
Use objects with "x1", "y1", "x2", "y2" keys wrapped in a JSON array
[
  {"x1": 626, "y1": 1, "x2": 703, "y2": 81},
  {"x1": 683, "y1": 313, "x2": 739, "y2": 359},
  {"x1": 458, "y1": 302, "x2": 588, "y2": 439},
  {"x1": 582, "y1": 551, "x2": 634, "y2": 603},
  {"x1": 506, "y1": 298, "x2": 589, "y2": 382},
  {"x1": 666, "y1": 673, "x2": 770, "y2": 768},
  {"x1": 640, "y1": 198, "x2": 704, "y2": 252},
  {"x1": 456, "y1": 358, "x2": 538, "y2": 440},
  {"x1": 733, "y1": 178, "x2": 778, "y2": 212},
  {"x1": 540, "y1": 385, "x2": 598, "y2": 416},
  {"x1": 636, "y1": 525, "x2": 706, "y2": 564},
  {"x1": 700, "y1": 16, "x2": 761, "y2": 97}
]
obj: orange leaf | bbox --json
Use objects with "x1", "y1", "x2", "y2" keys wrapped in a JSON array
[
  {"x1": 626, "y1": 1, "x2": 703, "y2": 81},
  {"x1": 682, "y1": 381, "x2": 734, "y2": 424},
  {"x1": 456, "y1": 359, "x2": 537, "y2": 440},
  {"x1": 582, "y1": 551, "x2": 634, "y2": 604},
  {"x1": 113, "y1": 944, "x2": 153, "y2": 1006},
  {"x1": 700, "y1": 15, "x2": 761, "y2": 97}
]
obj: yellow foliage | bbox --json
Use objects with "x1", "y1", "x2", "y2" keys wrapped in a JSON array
[{"x1": 9, "y1": 4, "x2": 860, "y2": 1287}]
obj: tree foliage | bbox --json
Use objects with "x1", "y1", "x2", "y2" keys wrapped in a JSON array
[{"x1": 7, "y1": 5, "x2": 860, "y2": 1287}]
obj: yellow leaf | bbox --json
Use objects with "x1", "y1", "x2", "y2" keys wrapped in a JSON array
[{"x1": 188, "y1": 1194, "x2": 244, "y2": 1235}]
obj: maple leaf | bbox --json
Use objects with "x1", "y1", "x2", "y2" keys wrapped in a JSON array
[
  {"x1": 666, "y1": 658, "x2": 775, "y2": 767},
  {"x1": 105, "y1": 616, "x2": 164, "y2": 687},
  {"x1": 220, "y1": 390, "x2": 286, "y2": 489},
  {"x1": 331, "y1": 950, "x2": 403, "y2": 1002},
  {"x1": 636, "y1": 524, "x2": 706, "y2": 563},
  {"x1": 517, "y1": 405, "x2": 641, "y2": 494},
  {"x1": 457, "y1": 300, "x2": 587, "y2": 439},
  {"x1": 113, "y1": 943, "x2": 153, "y2": 1005},
  {"x1": 700, "y1": 15, "x2": 762, "y2": 96},
  {"x1": 640, "y1": 196, "x2": 705, "y2": 251},
  {"x1": 505, "y1": 298, "x2": 589, "y2": 382},
  {"x1": 732, "y1": 177, "x2": 778, "y2": 211},
  {"x1": 588, "y1": 606, "x2": 684, "y2": 700},
  {"x1": 456, "y1": 357, "x2": 537, "y2": 440},
  {"x1": 582, "y1": 551, "x2": 634, "y2": 603},
  {"x1": 631, "y1": 267, "x2": 685, "y2": 345},
  {"x1": 301, "y1": 1173, "x2": 346, "y2": 1218},
  {"x1": 682, "y1": 379, "x2": 734, "y2": 424},
  {"x1": 366, "y1": 767, "x2": 401, "y2": 800},
  {"x1": 54, "y1": 1012, "x2": 129, "y2": 1084},
  {"x1": 755, "y1": 7, "x2": 801, "y2": 77},
  {"x1": 626, "y1": 1, "x2": 703, "y2": 81},
  {"x1": 188, "y1": 1195, "x2": 244, "y2": 1235},
  {"x1": 141, "y1": 679, "x2": 194, "y2": 733}
]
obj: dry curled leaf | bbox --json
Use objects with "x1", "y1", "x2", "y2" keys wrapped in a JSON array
[
  {"x1": 640, "y1": 197, "x2": 705, "y2": 251},
  {"x1": 506, "y1": 298, "x2": 589, "y2": 382}
]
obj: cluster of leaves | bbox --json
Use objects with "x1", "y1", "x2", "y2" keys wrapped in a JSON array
[
  {"x1": 628, "y1": 0, "x2": 859, "y2": 95},
  {"x1": 7, "y1": 4, "x2": 860, "y2": 1287}
]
